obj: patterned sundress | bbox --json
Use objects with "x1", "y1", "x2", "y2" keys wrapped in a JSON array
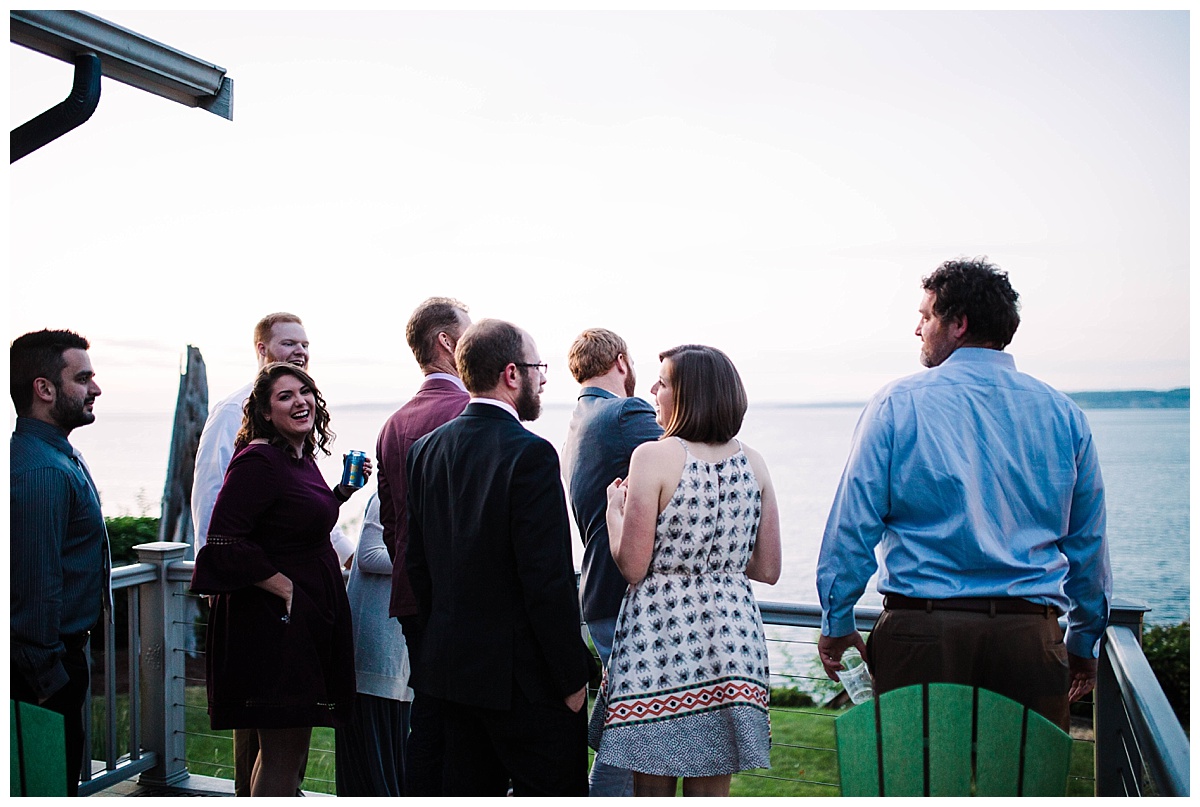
[{"x1": 593, "y1": 438, "x2": 771, "y2": 776}]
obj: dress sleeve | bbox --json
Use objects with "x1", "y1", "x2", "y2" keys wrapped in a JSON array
[{"x1": 190, "y1": 447, "x2": 282, "y2": 593}]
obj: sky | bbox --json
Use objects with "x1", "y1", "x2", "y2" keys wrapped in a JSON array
[{"x1": 7, "y1": 9, "x2": 1191, "y2": 414}]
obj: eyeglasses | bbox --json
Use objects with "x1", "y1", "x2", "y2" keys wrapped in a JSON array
[{"x1": 515, "y1": 362, "x2": 548, "y2": 374}]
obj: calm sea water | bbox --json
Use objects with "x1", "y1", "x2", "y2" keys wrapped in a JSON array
[{"x1": 68, "y1": 403, "x2": 1189, "y2": 625}]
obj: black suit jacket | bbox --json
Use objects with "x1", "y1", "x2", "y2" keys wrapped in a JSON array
[{"x1": 405, "y1": 402, "x2": 595, "y2": 710}]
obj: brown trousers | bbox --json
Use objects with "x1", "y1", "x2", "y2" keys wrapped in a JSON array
[{"x1": 866, "y1": 607, "x2": 1071, "y2": 732}]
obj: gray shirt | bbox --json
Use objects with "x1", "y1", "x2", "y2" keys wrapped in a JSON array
[
  {"x1": 347, "y1": 494, "x2": 412, "y2": 701},
  {"x1": 11, "y1": 417, "x2": 111, "y2": 699}
]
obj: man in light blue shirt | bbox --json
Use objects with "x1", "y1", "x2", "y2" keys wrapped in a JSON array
[{"x1": 815, "y1": 258, "x2": 1111, "y2": 731}]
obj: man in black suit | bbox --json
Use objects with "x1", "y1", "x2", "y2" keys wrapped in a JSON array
[{"x1": 405, "y1": 319, "x2": 594, "y2": 796}]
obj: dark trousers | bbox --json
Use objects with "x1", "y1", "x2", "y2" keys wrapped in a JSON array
[
  {"x1": 335, "y1": 693, "x2": 411, "y2": 796},
  {"x1": 867, "y1": 607, "x2": 1071, "y2": 731},
  {"x1": 441, "y1": 683, "x2": 589, "y2": 797},
  {"x1": 12, "y1": 641, "x2": 90, "y2": 797},
  {"x1": 404, "y1": 691, "x2": 446, "y2": 796}
]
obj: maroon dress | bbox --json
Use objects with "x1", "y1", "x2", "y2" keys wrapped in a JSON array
[{"x1": 191, "y1": 442, "x2": 355, "y2": 730}]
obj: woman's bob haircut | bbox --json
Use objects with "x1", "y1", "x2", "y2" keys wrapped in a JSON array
[{"x1": 658, "y1": 344, "x2": 747, "y2": 444}]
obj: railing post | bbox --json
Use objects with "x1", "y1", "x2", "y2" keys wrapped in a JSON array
[
  {"x1": 1095, "y1": 598, "x2": 1149, "y2": 796},
  {"x1": 133, "y1": 542, "x2": 190, "y2": 788}
]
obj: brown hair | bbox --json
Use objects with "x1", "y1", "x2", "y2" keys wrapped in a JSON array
[
  {"x1": 657, "y1": 344, "x2": 747, "y2": 444},
  {"x1": 252, "y1": 312, "x2": 304, "y2": 350},
  {"x1": 406, "y1": 297, "x2": 470, "y2": 368},
  {"x1": 567, "y1": 328, "x2": 628, "y2": 384},
  {"x1": 455, "y1": 319, "x2": 526, "y2": 395},
  {"x1": 236, "y1": 362, "x2": 334, "y2": 456}
]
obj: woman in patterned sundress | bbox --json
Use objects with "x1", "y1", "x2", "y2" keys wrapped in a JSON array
[{"x1": 596, "y1": 344, "x2": 782, "y2": 797}]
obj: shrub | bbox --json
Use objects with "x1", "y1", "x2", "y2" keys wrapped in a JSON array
[
  {"x1": 97, "y1": 516, "x2": 160, "y2": 649},
  {"x1": 1142, "y1": 621, "x2": 1188, "y2": 730},
  {"x1": 105, "y1": 515, "x2": 160, "y2": 566},
  {"x1": 771, "y1": 686, "x2": 816, "y2": 708}
]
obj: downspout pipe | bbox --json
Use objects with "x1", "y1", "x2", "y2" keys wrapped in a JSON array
[{"x1": 11, "y1": 52, "x2": 102, "y2": 163}]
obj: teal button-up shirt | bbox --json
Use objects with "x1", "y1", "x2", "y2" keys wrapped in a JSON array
[{"x1": 11, "y1": 416, "x2": 110, "y2": 699}]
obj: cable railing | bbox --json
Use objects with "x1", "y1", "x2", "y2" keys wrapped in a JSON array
[{"x1": 83, "y1": 543, "x2": 1185, "y2": 796}]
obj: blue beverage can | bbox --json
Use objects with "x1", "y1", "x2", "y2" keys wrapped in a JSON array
[{"x1": 341, "y1": 450, "x2": 367, "y2": 488}]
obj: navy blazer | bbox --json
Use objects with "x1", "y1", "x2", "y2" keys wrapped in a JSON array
[
  {"x1": 405, "y1": 402, "x2": 594, "y2": 710},
  {"x1": 561, "y1": 388, "x2": 662, "y2": 622}
]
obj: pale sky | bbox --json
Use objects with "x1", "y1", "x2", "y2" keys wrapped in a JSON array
[{"x1": 8, "y1": 9, "x2": 1190, "y2": 414}]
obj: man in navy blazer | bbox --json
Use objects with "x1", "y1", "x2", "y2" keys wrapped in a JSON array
[
  {"x1": 406, "y1": 319, "x2": 594, "y2": 796},
  {"x1": 376, "y1": 296, "x2": 471, "y2": 796},
  {"x1": 560, "y1": 328, "x2": 662, "y2": 795}
]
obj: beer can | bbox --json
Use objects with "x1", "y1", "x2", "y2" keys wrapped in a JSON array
[{"x1": 341, "y1": 450, "x2": 367, "y2": 488}]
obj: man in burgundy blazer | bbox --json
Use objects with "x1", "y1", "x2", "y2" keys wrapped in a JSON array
[{"x1": 375, "y1": 296, "x2": 471, "y2": 796}]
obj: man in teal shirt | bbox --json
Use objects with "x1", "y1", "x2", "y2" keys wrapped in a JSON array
[
  {"x1": 815, "y1": 259, "x2": 1111, "y2": 731},
  {"x1": 11, "y1": 329, "x2": 111, "y2": 796}
]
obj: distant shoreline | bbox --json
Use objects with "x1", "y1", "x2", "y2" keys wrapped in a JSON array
[
  {"x1": 328, "y1": 388, "x2": 1195, "y2": 412},
  {"x1": 90, "y1": 388, "x2": 1190, "y2": 418}
]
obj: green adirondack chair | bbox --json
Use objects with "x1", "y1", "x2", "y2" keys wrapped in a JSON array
[
  {"x1": 836, "y1": 683, "x2": 1073, "y2": 797},
  {"x1": 10, "y1": 700, "x2": 69, "y2": 797}
]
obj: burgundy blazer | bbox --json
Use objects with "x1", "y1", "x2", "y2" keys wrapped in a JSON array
[{"x1": 376, "y1": 376, "x2": 469, "y2": 618}]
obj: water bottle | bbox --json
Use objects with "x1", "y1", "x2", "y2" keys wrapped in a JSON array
[{"x1": 837, "y1": 648, "x2": 874, "y2": 704}]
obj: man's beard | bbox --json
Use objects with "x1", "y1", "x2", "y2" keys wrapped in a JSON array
[
  {"x1": 624, "y1": 366, "x2": 637, "y2": 398},
  {"x1": 51, "y1": 385, "x2": 94, "y2": 431},
  {"x1": 515, "y1": 371, "x2": 542, "y2": 422}
]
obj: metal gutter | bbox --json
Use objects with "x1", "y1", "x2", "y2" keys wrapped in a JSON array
[
  {"x1": 10, "y1": 10, "x2": 233, "y2": 120},
  {"x1": 10, "y1": 51, "x2": 101, "y2": 163}
]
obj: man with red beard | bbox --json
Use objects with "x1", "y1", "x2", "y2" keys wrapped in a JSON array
[
  {"x1": 560, "y1": 328, "x2": 662, "y2": 796},
  {"x1": 405, "y1": 319, "x2": 595, "y2": 796}
]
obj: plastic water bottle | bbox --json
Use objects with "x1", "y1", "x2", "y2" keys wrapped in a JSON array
[{"x1": 837, "y1": 648, "x2": 874, "y2": 704}]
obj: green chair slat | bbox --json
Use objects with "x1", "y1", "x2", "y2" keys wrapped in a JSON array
[
  {"x1": 925, "y1": 683, "x2": 974, "y2": 796},
  {"x1": 879, "y1": 686, "x2": 926, "y2": 797},
  {"x1": 9, "y1": 700, "x2": 68, "y2": 797},
  {"x1": 834, "y1": 699, "x2": 881, "y2": 796},
  {"x1": 9, "y1": 701, "x2": 19, "y2": 797},
  {"x1": 835, "y1": 683, "x2": 1073, "y2": 798},
  {"x1": 1018, "y1": 708, "x2": 1074, "y2": 796},
  {"x1": 974, "y1": 687, "x2": 1026, "y2": 795}
]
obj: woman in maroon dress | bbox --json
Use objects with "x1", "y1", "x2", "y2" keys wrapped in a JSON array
[{"x1": 191, "y1": 362, "x2": 371, "y2": 796}]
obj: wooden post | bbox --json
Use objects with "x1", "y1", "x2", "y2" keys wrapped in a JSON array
[{"x1": 158, "y1": 346, "x2": 208, "y2": 554}]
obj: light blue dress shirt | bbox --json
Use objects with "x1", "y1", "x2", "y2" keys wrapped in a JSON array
[{"x1": 816, "y1": 348, "x2": 1111, "y2": 658}]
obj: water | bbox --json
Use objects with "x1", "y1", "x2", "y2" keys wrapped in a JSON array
[{"x1": 67, "y1": 402, "x2": 1189, "y2": 625}]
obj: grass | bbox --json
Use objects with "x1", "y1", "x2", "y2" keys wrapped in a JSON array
[
  {"x1": 182, "y1": 688, "x2": 338, "y2": 795},
  {"x1": 89, "y1": 688, "x2": 1095, "y2": 796}
]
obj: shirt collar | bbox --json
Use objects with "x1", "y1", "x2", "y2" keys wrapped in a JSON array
[
  {"x1": 426, "y1": 372, "x2": 468, "y2": 392},
  {"x1": 579, "y1": 386, "x2": 618, "y2": 401},
  {"x1": 15, "y1": 415, "x2": 75, "y2": 457},
  {"x1": 471, "y1": 397, "x2": 519, "y2": 420},
  {"x1": 943, "y1": 347, "x2": 1016, "y2": 369}
]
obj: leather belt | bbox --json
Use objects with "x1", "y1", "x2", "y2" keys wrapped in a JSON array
[{"x1": 883, "y1": 594, "x2": 1061, "y2": 618}]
